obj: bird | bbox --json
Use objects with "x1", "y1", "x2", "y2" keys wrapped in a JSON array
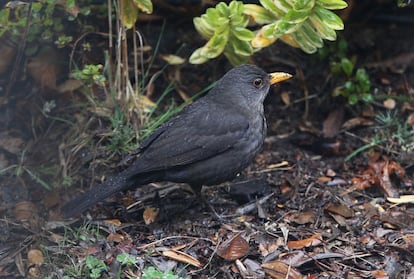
[{"x1": 61, "y1": 64, "x2": 292, "y2": 217}]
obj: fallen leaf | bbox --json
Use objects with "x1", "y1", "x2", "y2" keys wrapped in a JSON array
[
  {"x1": 143, "y1": 207, "x2": 160, "y2": 225},
  {"x1": 329, "y1": 213, "x2": 348, "y2": 226},
  {"x1": 325, "y1": 202, "x2": 354, "y2": 218},
  {"x1": 317, "y1": 176, "x2": 332, "y2": 184},
  {"x1": 383, "y1": 98, "x2": 396, "y2": 109},
  {"x1": 57, "y1": 79, "x2": 83, "y2": 93},
  {"x1": 287, "y1": 233, "x2": 322, "y2": 249},
  {"x1": 341, "y1": 117, "x2": 374, "y2": 130},
  {"x1": 0, "y1": 133, "x2": 24, "y2": 154},
  {"x1": 161, "y1": 54, "x2": 186, "y2": 65},
  {"x1": 28, "y1": 249, "x2": 44, "y2": 265},
  {"x1": 26, "y1": 47, "x2": 61, "y2": 93},
  {"x1": 217, "y1": 233, "x2": 249, "y2": 261},
  {"x1": 162, "y1": 250, "x2": 202, "y2": 268},
  {"x1": 14, "y1": 201, "x2": 36, "y2": 221},
  {"x1": 323, "y1": 107, "x2": 344, "y2": 138},
  {"x1": 107, "y1": 233, "x2": 125, "y2": 243},
  {"x1": 284, "y1": 211, "x2": 315, "y2": 225},
  {"x1": 104, "y1": 219, "x2": 122, "y2": 227},
  {"x1": 371, "y1": 269, "x2": 388, "y2": 279},
  {"x1": 387, "y1": 195, "x2": 414, "y2": 204},
  {"x1": 262, "y1": 260, "x2": 302, "y2": 279}
]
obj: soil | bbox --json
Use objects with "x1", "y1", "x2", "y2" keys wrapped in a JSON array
[{"x1": 0, "y1": 1, "x2": 414, "y2": 278}]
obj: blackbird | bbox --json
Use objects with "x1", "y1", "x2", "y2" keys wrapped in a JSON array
[{"x1": 61, "y1": 64, "x2": 292, "y2": 217}]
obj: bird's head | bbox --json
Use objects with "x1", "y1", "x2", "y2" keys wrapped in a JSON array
[{"x1": 212, "y1": 64, "x2": 292, "y2": 108}]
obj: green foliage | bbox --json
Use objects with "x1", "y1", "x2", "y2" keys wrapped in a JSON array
[
  {"x1": 191, "y1": 0, "x2": 348, "y2": 65},
  {"x1": 332, "y1": 58, "x2": 373, "y2": 105},
  {"x1": 345, "y1": 111, "x2": 414, "y2": 161},
  {"x1": 120, "y1": 0, "x2": 153, "y2": 29},
  {"x1": 142, "y1": 266, "x2": 187, "y2": 279},
  {"x1": 0, "y1": 1, "x2": 90, "y2": 55},
  {"x1": 85, "y1": 256, "x2": 107, "y2": 279},
  {"x1": 107, "y1": 103, "x2": 136, "y2": 155},
  {"x1": 116, "y1": 253, "x2": 139, "y2": 266},
  {"x1": 190, "y1": 1, "x2": 254, "y2": 65},
  {"x1": 72, "y1": 64, "x2": 107, "y2": 87},
  {"x1": 375, "y1": 111, "x2": 414, "y2": 152}
]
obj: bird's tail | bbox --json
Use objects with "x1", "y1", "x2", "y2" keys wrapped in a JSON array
[{"x1": 61, "y1": 172, "x2": 153, "y2": 218}]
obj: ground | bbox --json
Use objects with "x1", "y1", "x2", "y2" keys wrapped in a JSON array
[{"x1": 0, "y1": 1, "x2": 414, "y2": 278}]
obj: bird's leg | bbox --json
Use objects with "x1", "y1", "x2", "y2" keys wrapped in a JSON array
[{"x1": 190, "y1": 184, "x2": 228, "y2": 221}]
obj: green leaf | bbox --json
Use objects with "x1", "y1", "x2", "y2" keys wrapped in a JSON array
[
  {"x1": 340, "y1": 58, "x2": 354, "y2": 77},
  {"x1": 243, "y1": 4, "x2": 277, "y2": 24},
  {"x1": 314, "y1": 6, "x2": 344, "y2": 30},
  {"x1": 291, "y1": 30, "x2": 317, "y2": 53},
  {"x1": 230, "y1": 38, "x2": 253, "y2": 56},
  {"x1": 229, "y1": 1, "x2": 244, "y2": 15},
  {"x1": 230, "y1": 14, "x2": 249, "y2": 27},
  {"x1": 308, "y1": 14, "x2": 337, "y2": 40},
  {"x1": 301, "y1": 21, "x2": 323, "y2": 48},
  {"x1": 232, "y1": 27, "x2": 255, "y2": 41},
  {"x1": 259, "y1": 0, "x2": 285, "y2": 17},
  {"x1": 263, "y1": 23, "x2": 278, "y2": 38},
  {"x1": 216, "y1": 2, "x2": 230, "y2": 17},
  {"x1": 276, "y1": 20, "x2": 300, "y2": 35},
  {"x1": 317, "y1": 0, "x2": 348, "y2": 10},
  {"x1": 200, "y1": 31, "x2": 229, "y2": 58},
  {"x1": 283, "y1": 9, "x2": 310, "y2": 24},
  {"x1": 362, "y1": 93, "x2": 373, "y2": 103},
  {"x1": 194, "y1": 17, "x2": 214, "y2": 39},
  {"x1": 189, "y1": 48, "x2": 209, "y2": 64},
  {"x1": 132, "y1": 0, "x2": 153, "y2": 14},
  {"x1": 224, "y1": 50, "x2": 249, "y2": 65},
  {"x1": 121, "y1": 0, "x2": 139, "y2": 29},
  {"x1": 348, "y1": 94, "x2": 358, "y2": 105},
  {"x1": 294, "y1": 0, "x2": 315, "y2": 10},
  {"x1": 206, "y1": 7, "x2": 221, "y2": 22}
]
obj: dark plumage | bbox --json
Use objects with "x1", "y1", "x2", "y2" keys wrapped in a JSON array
[{"x1": 61, "y1": 64, "x2": 292, "y2": 217}]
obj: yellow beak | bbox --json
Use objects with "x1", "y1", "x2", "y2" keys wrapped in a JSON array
[{"x1": 269, "y1": 72, "x2": 292, "y2": 85}]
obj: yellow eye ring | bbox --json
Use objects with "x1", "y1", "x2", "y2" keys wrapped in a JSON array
[{"x1": 253, "y1": 78, "x2": 263, "y2": 87}]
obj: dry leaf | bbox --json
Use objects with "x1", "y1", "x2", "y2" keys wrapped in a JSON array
[
  {"x1": 28, "y1": 249, "x2": 44, "y2": 265},
  {"x1": 325, "y1": 202, "x2": 354, "y2": 218},
  {"x1": 14, "y1": 201, "x2": 36, "y2": 221},
  {"x1": 341, "y1": 117, "x2": 374, "y2": 130},
  {"x1": 371, "y1": 269, "x2": 388, "y2": 279},
  {"x1": 285, "y1": 211, "x2": 315, "y2": 225},
  {"x1": 57, "y1": 79, "x2": 83, "y2": 93},
  {"x1": 317, "y1": 176, "x2": 332, "y2": 184},
  {"x1": 383, "y1": 98, "x2": 396, "y2": 109},
  {"x1": 323, "y1": 107, "x2": 344, "y2": 138},
  {"x1": 161, "y1": 54, "x2": 186, "y2": 65},
  {"x1": 262, "y1": 260, "x2": 302, "y2": 279},
  {"x1": 329, "y1": 213, "x2": 348, "y2": 226},
  {"x1": 287, "y1": 233, "x2": 322, "y2": 249},
  {"x1": 107, "y1": 233, "x2": 125, "y2": 243},
  {"x1": 217, "y1": 233, "x2": 249, "y2": 261},
  {"x1": 0, "y1": 134, "x2": 24, "y2": 154},
  {"x1": 104, "y1": 219, "x2": 122, "y2": 227},
  {"x1": 387, "y1": 195, "x2": 414, "y2": 204},
  {"x1": 26, "y1": 47, "x2": 61, "y2": 93},
  {"x1": 162, "y1": 250, "x2": 202, "y2": 268},
  {"x1": 143, "y1": 207, "x2": 160, "y2": 224},
  {"x1": 280, "y1": 92, "x2": 290, "y2": 106}
]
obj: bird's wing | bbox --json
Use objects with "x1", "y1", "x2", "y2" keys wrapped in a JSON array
[{"x1": 129, "y1": 100, "x2": 249, "y2": 173}]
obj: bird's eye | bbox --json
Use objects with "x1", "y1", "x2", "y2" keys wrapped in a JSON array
[{"x1": 253, "y1": 78, "x2": 263, "y2": 88}]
